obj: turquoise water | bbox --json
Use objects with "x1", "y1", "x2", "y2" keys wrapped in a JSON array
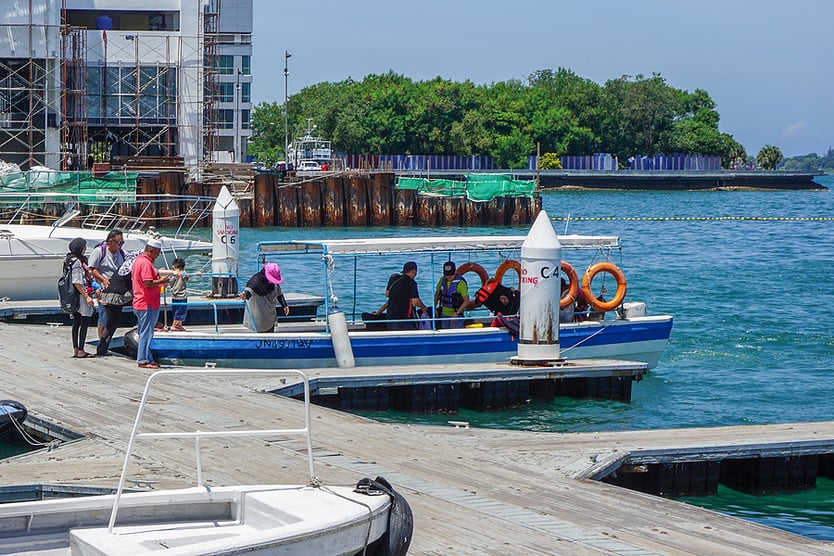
[{"x1": 214, "y1": 174, "x2": 834, "y2": 538}]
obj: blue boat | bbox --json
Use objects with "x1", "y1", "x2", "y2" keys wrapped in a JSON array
[{"x1": 145, "y1": 235, "x2": 673, "y2": 369}]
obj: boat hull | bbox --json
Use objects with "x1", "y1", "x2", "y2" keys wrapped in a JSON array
[
  {"x1": 149, "y1": 315, "x2": 673, "y2": 369},
  {"x1": 0, "y1": 225, "x2": 210, "y2": 301},
  {"x1": 0, "y1": 484, "x2": 395, "y2": 555}
]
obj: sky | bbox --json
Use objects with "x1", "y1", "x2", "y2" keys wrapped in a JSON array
[{"x1": 251, "y1": 0, "x2": 834, "y2": 158}]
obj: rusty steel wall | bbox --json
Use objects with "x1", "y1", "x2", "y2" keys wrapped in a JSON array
[{"x1": 4, "y1": 171, "x2": 539, "y2": 228}]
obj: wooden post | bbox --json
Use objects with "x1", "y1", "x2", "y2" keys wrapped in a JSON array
[
  {"x1": 393, "y1": 188, "x2": 415, "y2": 226},
  {"x1": 276, "y1": 184, "x2": 298, "y2": 227},
  {"x1": 253, "y1": 173, "x2": 277, "y2": 227},
  {"x1": 321, "y1": 175, "x2": 345, "y2": 226},
  {"x1": 298, "y1": 181, "x2": 322, "y2": 227}
]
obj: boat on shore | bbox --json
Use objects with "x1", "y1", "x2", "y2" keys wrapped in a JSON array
[
  {"x1": 0, "y1": 369, "x2": 412, "y2": 555},
  {"x1": 137, "y1": 235, "x2": 673, "y2": 369},
  {"x1": 0, "y1": 193, "x2": 213, "y2": 301}
]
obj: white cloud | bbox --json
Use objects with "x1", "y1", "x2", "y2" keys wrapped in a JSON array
[{"x1": 781, "y1": 121, "x2": 809, "y2": 139}]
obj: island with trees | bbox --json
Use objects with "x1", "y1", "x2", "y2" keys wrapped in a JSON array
[{"x1": 248, "y1": 68, "x2": 823, "y2": 190}]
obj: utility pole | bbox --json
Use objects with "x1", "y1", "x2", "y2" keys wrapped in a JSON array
[
  {"x1": 235, "y1": 68, "x2": 241, "y2": 162},
  {"x1": 284, "y1": 50, "x2": 291, "y2": 164}
]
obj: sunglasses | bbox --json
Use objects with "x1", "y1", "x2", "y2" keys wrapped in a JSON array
[{"x1": 111, "y1": 239, "x2": 125, "y2": 246}]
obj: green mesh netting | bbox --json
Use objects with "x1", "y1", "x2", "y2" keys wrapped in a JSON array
[
  {"x1": 0, "y1": 170, "x2": 138, "y2": 204},
  {"x1": 396, "y1": 174, "x2": 535, "y2": 202}
]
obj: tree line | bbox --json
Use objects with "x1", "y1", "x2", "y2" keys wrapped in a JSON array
[
  {"x1": 249, "y1": 68, "x2": 750, "y2": 169},
  {"x1": 780, "y1": 149, "x2": 834, "y2": 172}
]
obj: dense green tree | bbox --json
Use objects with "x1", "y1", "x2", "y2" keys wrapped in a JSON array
[
  {"x1": 756, "y1": 145, "x2": 783, "y2": 170},
  {"x1": 249, "y1": 68, "x2": 752, "y2": 169}
]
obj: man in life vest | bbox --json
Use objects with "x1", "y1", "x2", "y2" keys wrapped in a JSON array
[
  {"x1": 463, "y1": 278, "x2": 520, "y2": 316},
  {"x1": 433, "y1": 261, "x2": 469, "y2": 329}
]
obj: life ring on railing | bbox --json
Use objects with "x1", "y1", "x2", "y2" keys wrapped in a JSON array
[
  {"x1": 581, "y1": 262, "x2": 627, "y2": 312},
  {"x1": 455, "y1": 262, "x2": 489, "y2": 288},
  {"x1": 560, "y1": 261, "x2": 579, "y2": 309},
  {"x1": 494, "y1": 259, "x2": 521, "y2": 288}
]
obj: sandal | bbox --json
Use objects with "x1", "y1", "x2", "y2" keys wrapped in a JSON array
[{"x1": 76, "y1": 352, "x2": 95, "y2": 358}]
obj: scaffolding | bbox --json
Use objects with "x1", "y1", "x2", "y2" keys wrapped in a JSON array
[
  {"x1": 0, "y1": 17, "x2": 62, "y2": 170},
  {"x1": 60, "y1": 22, "x2": 88, "y2": 170},
  {"x1": 0, "y1": 1, "x2": 219, "y2": 174},
  {"x1": 202, "y1": 0, "x2": 219, "y2": 165}
]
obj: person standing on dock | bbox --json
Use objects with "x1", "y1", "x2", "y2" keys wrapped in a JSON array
[
  {"x1": 387, "y1": 261, "x2": 428, "y2": 331},
  {"x1": 434, "y1": 261, "x2": 469, "y2": 329},
  {"x1": 88, "y1": 229, "x2": 125, "y2": 340},
  {"x1": 66, "y1": 238, "x2": 96, "y2": 358},
  {"x1": 239, "y1": 263, "x2": 290, "y2": 333},
  {"x1": 132, "y1": 239, "x2": 169, "y2": 369}
]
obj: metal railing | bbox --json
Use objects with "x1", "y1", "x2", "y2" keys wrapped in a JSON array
[{"x1": 107, "y1": 368, "x2": 314, "y2": 533}]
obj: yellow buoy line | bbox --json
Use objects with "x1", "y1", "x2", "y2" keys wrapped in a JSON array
[{"x1": 551, "y1": 216, "x2": 834, "y2": 221}]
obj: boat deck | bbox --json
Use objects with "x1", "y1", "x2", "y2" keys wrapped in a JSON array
[{"x1": 0, "y1": 322, "x2": 832, "y2": 555}]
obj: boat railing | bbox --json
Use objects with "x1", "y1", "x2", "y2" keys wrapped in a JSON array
[
  {"x1": 0, "y1": 192, "x2": 215, "y2": 238},
  {"x1": 107, "y1": 368, "x2": 314, "y2": 533}
]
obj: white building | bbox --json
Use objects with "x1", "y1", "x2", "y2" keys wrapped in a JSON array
[{"x1": 0, "y1": 0, "x2": 253, "y2": 176}]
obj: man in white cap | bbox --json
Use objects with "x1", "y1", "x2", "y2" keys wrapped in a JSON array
[{"x1": 131, "y1": 239, "x2": 169, "y2": 368}]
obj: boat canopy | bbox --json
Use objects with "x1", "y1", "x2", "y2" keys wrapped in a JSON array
[{"x1": 258, "y1": 235, "x2": 620, "y2": 257}]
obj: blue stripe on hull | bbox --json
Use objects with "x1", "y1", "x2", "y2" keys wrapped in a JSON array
[{"x1": 151, "y1": 318, "x2": 673, "y2": 369}]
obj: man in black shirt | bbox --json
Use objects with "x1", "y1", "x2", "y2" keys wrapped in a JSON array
[{"x1": 386, "y1": 261, "x2": 428, "y2": 331}]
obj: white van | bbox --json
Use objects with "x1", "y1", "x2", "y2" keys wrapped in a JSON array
[{"x1": 297, "y1": 161, "x2": 322, "y2": 172}]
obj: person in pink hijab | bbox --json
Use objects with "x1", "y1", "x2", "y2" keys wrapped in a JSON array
[{"x1": 239, "y1": 262, "x2": 289, "y2": 332}]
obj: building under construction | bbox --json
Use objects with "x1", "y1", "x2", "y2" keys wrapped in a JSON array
[{"x1": 0, "y1": 0, "x2": 253, "y2": 178}]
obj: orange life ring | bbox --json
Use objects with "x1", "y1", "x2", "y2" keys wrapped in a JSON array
[
  {"x1": 493, "y1": 259, "x2": 521, "y2": 288},
  {"x1": 455, "y1": 262, "x2": 489, "y2": 288},
  {"x1": 581, "y1": 262, "x2": 627, "y2": 312},
  {"x1": 560, "y1": 261, "x2": 579, "y2": 309}
]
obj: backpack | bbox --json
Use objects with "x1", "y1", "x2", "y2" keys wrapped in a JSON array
[{"x1": 57, "y1": 257, "x2": 80, "y2": 314}]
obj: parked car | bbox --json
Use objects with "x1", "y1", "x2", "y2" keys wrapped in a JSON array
[{"x1": 297, "y1": 160, "x2": 322, "y2": 171}]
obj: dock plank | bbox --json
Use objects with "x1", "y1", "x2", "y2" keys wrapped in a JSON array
[{"x1": 0, "y1": 322, "x2": 832, "y2": 555}]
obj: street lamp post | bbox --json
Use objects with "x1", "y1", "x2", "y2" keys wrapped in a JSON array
[
  {"x1": 284, "y1": 50, "x2": 291, "y2": 165},
  {"x1": 235, "y1": 68, "x2": 241, "y2": 163}
]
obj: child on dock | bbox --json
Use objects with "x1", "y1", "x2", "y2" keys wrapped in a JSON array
[{"x1": 167, "y1": 258, "x2": 198, "y2": 331}]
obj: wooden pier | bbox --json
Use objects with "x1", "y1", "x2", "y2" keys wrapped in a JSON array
[{"x1": 0, "y1": 321, "x2": 833, "y2": 554}]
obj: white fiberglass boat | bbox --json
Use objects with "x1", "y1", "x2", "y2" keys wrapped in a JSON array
[
  {"x1": 0, "y1": 193, "x2": 212, "y2": 301},
  {"x1": 0, "y1": 369, "x2": 413, "y2": 555}
]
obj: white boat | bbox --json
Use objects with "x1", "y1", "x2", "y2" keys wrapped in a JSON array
[
  {"x1": 0, "y1": 193, "x2": 213, "y2": 301},
  {"x1": 287, "y1": 119, "x2": 337, "y2": 172},
  {"x1": 138, "y1": 235, "x2": 673, "y2": 369},
  {"x1": 0, "y1": 368, "x2": 413, "y2": 555}
]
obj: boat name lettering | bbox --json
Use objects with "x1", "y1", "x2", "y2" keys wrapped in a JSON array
[{"x1": 255, "y1": 339, "x2": 313, "y2": 349}]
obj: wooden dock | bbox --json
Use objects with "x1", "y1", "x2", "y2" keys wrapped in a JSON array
[{"x1": 0, "y1": 321, "x2": 832, "y2": 555}]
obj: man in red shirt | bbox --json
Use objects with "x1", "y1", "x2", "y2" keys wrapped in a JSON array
[{"x1": 132, "y1": 239, "x2": 169, "y2": 368}]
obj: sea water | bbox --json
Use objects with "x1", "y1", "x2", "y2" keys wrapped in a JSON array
[{"x1": 208, "y1": 174, "x2": 834, "y2": 538}]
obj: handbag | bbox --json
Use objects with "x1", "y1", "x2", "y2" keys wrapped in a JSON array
[{"x1": 100, "y1": 290, "x2": 133, "y2": 306}]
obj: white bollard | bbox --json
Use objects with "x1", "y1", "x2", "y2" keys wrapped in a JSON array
[
  {"x1": 211, "y1": 186, "x2": 240, "y2": 297},
  {"x1": 328, "y1": 309, "x2": 355, "y2": 368},
  {"x1": 515, "y1": 210, "x2": 562, "y2": 362}
]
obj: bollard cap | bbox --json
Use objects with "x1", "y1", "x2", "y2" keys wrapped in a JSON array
[{"x1": 521, "y1": 211, "x2": 561, "y2": 259}]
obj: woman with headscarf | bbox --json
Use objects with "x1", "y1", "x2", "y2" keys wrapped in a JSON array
[
  {"x1": 239, "y1": 262, "x2": 289, "y2": 333},
  {"x1": 66, "y1": 237, "x2": 96, "y2": 358},
  {"x1": 96, "y1": 248, "x2": 142, "y2": 356}
]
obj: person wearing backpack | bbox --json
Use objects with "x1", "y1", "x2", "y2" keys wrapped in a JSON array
[
  {"x1": 65, "y1": 238, "x2": 96, "y2": 358},
  {"x1": 88, "y1": 229, "x2": 125, "y2": 340}
]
